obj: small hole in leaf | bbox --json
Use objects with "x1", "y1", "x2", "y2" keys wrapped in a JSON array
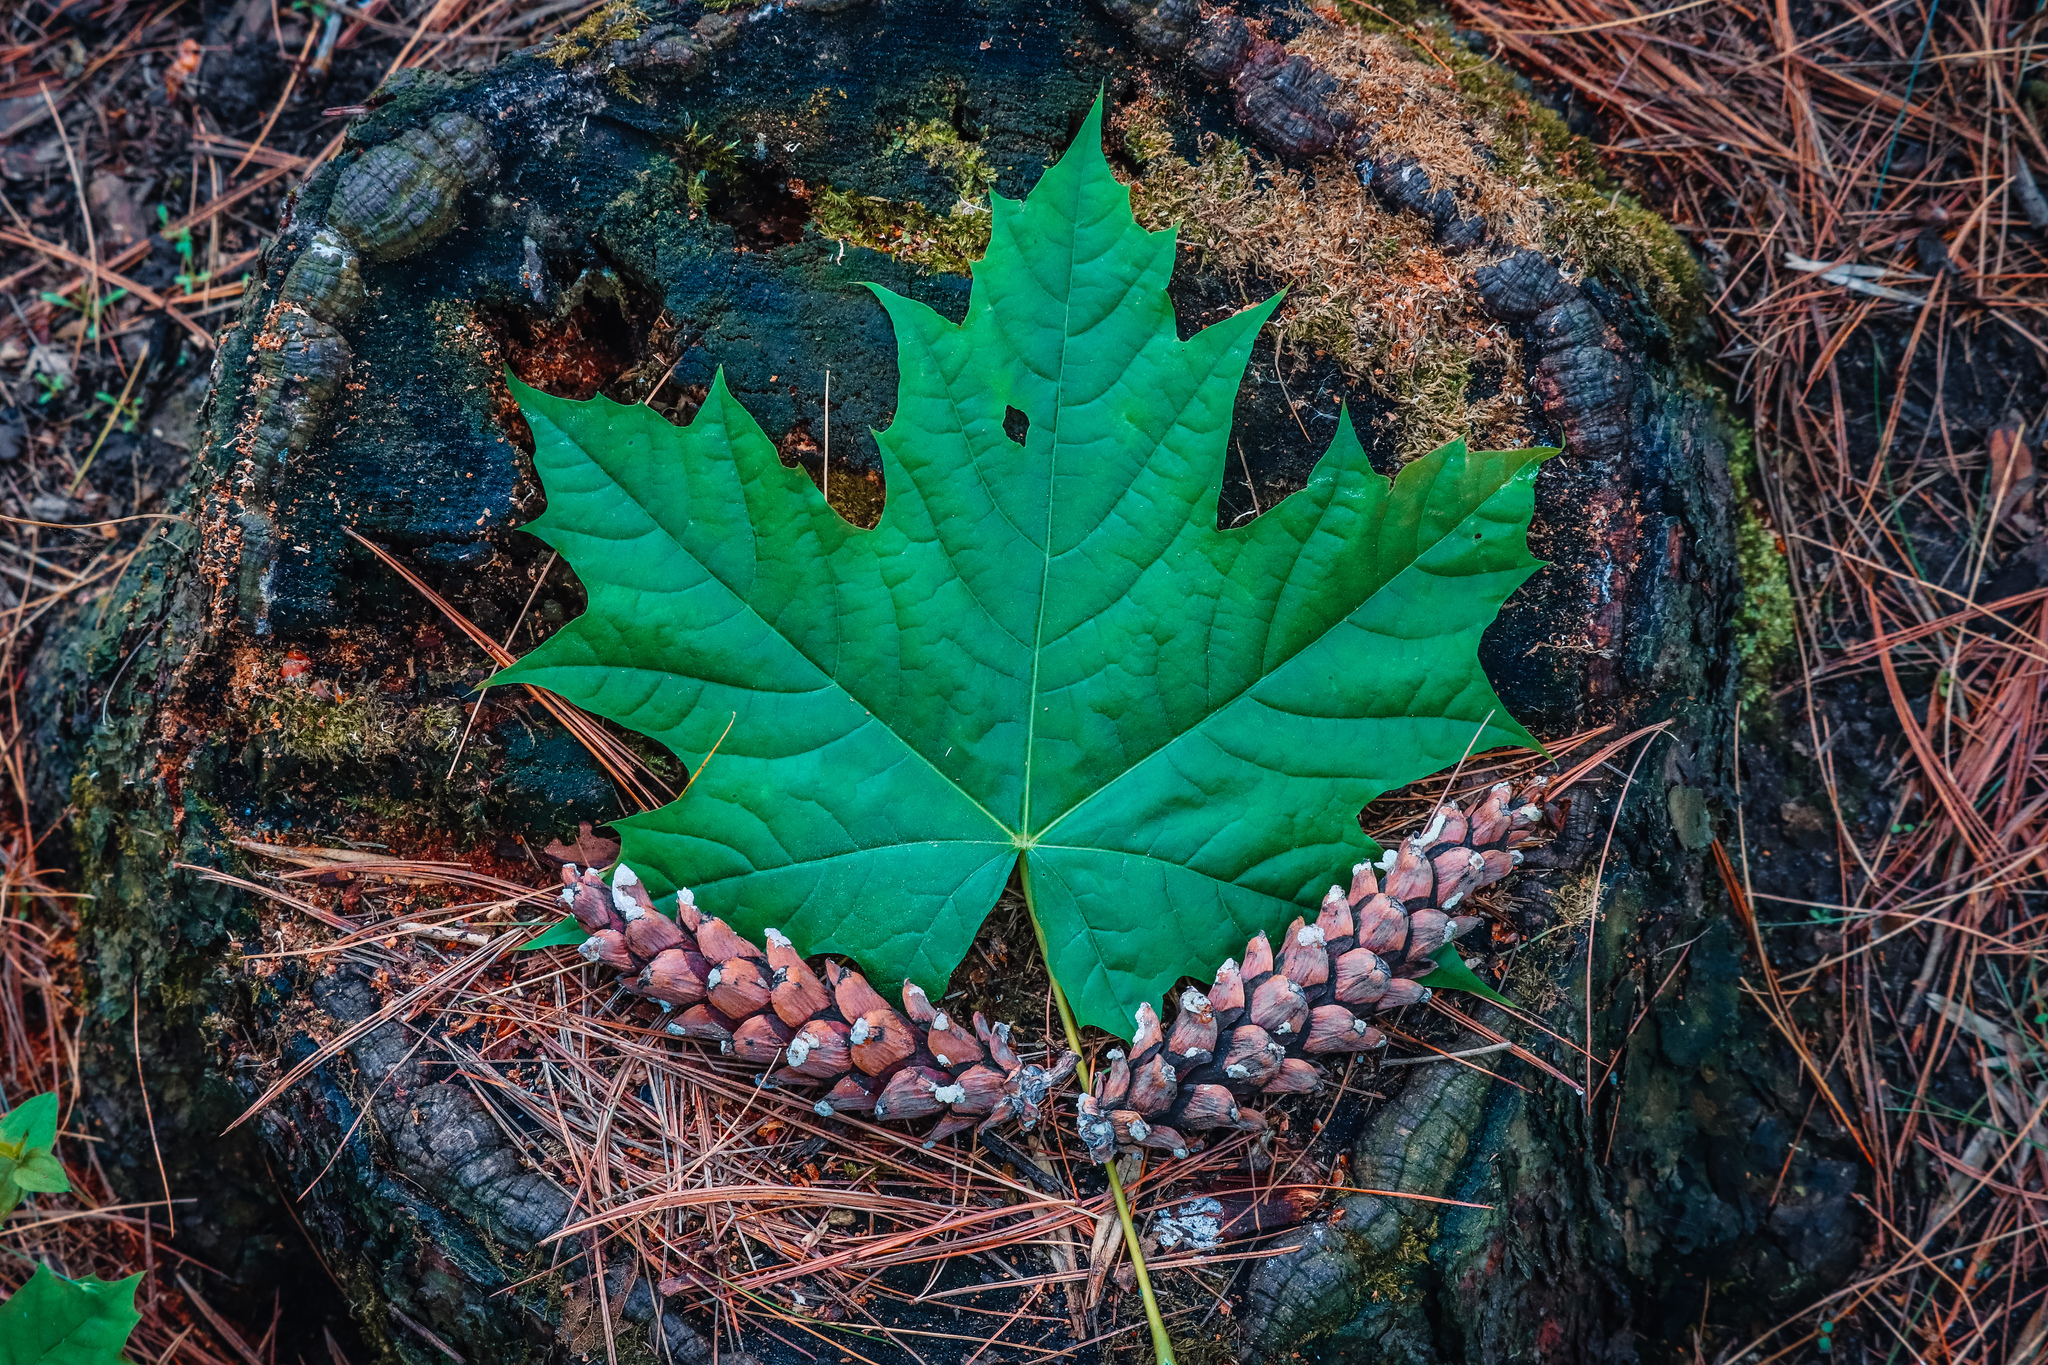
[{"x1": 1004, "y1": 406, "x2": 1029, "y2": 446}]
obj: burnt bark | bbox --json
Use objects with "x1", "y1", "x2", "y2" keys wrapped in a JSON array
[{"x1": 26, "y1": 1, "x2": 1862, "y2": 1360}]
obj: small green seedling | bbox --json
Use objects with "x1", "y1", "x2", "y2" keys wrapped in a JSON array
[
  {"x1": 0, "y1": 1096, "x2": 144, "y2": 1365},
  {"x1": 156, "y1": 205, "x2": 207, "y2": 297},
  {"x1": 38, "y1": 287, "x2": 130, "y2": 342},
  {"x1": 90, "y1": 390, "x2": 142, "y2": 435},
  {"x1": 0, "y1": 1092, "x2": 69, "y2": 1221}
]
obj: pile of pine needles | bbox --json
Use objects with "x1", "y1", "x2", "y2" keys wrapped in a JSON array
[
  {"x1": 1, "y1": 824, "x2": 299, "y2": 1365},
  {"x1": 214, "y1": 837, "x2": 1327, "y2": 1361},
  {"x1": 1447, "y1": 0, "x2": 2048, "y2": 1356},
  {"x1": 208, "y1": 553, "x2": 1621, "y2": 1359}
]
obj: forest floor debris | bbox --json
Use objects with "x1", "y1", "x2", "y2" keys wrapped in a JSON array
[
  {"x1": 193, "y1": 570, "x2": 1617, "y2": 1359},
  {"x1": 1445, "y1": 0, "x2": 2048, "y2": 1355},
  {"x1": 5, "y1": 0, "x2": 2046, "y2": 1358}
]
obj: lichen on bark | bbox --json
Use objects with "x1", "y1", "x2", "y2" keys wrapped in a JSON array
[{"x1": 1728, "y1": 423, "x2": 1797, "y2": 711}]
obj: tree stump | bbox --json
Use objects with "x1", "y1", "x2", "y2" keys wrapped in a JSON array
[{"x1": 27, "y1": 1, "x2": 1865, "y2": 1359}]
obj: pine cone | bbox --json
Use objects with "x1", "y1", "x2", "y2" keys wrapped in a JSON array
[
  {"x1": 558, "y1": 776, "x2": 1550, "y2": 1159},
  {"x1": 556, "y1": 864, "x2": 1079, "y2": 1148},
  {"x1": 1073, "y1": 778, "x2": 1552, "y2": 1162}
]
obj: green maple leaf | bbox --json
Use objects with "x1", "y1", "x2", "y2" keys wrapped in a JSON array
[
  {"x1": 0, "y1": 1265, "x2": 141, "y2": 1365},
  {"x1": 8, "y1": 1155, "x2": 66, "y2": 1195},
  {"x1": 500, "y1": 99, "x2": 1551, "y2": 1037}
]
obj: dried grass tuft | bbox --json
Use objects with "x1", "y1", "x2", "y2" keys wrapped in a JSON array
[{"x1": 1116, "y1": 101, "x2": 1526, "y2": 461}]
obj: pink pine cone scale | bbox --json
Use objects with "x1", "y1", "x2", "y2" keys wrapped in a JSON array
[{"x1": 559, "y1": 778, "x2": 1552, "y2": 1160}]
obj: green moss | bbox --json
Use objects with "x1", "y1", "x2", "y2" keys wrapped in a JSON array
[
  {"x1": 363, "y1": 68, "x2": 476, "y2": 121},
  {"x1": 343, "y1": 793, "x2": 420, "y2": 821},
  {"x1": 1727, "y1": 423, "x2": 1796, "y2": 713},
  {"x1": 1334, "y1": 0, "x2": 1427, "y2": 25},
  {"x1": 1353, "y1": 1226, "x2": 1435, "y2": 1304},
  {"x1": 267, "y1": 688, "x2": 408, "y2": 763},
  {"x1": 1119, "y1": 115, "x2": 1177, "y2": 168},
  {"x1": 1451, "y1": 55, "x2": 1588, "y2": 184},
  {"x1": 1447, "y1": 38, "x2": 1706, "y2": 329},
  {"x1": 419, "y1": 700, "x2": 465, "y2": 751},
  {"x1": 810, "y1": 185, "x2": 990, "y2": 275},
  {"x1": 673, "y1": 119, "x2": 740, "y2": 181},
  {"x1": 541, "y1": 1, "x2": 646, "y2": 90},
  {"x1": 893, "y1": 118, "x2": 997, "y2": 203},
  {"x1": 805, "y1": 117, "x2": 999, "y2": 276},
  {"x1": 1545, "y1": 181, "x2": 1705, "y2": 329},
  {"x1": 1123, "y1": 128, "x2": 1256, "y2": 235},
  {"x1": 542, "y1": 0, "x2": 644, "y2": 63},
  {"x1": 1390, "y1": 345, "x2": 1476, "y2": 459}
]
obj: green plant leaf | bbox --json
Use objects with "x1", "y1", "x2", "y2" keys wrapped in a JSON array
[
  {"x1": 9, "y1": 1155, "x2": 67, "y2": 1195},
  {"x1": 0, "y1": 1265, "x2": 142, "y2": 1365},
  {"x1": 1417, "y1": 943, "x2": 1516, "y2": 1008},
  {"x1": 0, "y1": 1094, "x2": 58, "y2": 1156},
  {"x1": 517, "y1": 916, "x2": 587, "y2": 952},
  {"x1": 501, "y1": 98, "x2": 1550, "y2": 1037}
]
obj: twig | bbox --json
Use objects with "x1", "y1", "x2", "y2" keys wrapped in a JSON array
[
  {"x1": 0, "y1": 228, "x2": 213, "y2": 346},
  {"x1": 71, "y1": 341, "x2": 148, "y2": 494}
]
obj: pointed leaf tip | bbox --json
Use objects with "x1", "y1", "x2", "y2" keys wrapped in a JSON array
[
  {"x1": 0, "y1": 1264, "x2": 143, "y2": 1365},
  {"x1": 1417, "y1": 944, "x2": 1516, "y2": 1008},
  {"x1": 0, "y1": 1092, "x2": 58, "y2": 1152}
]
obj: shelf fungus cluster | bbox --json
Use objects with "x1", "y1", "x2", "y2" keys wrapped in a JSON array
[
  {"x1": 228, "y1": 110, "x2": 499, "y2": 632},
  {"x1": 327, "y1": 113, "x2": 500, "y2": 263},
  {"x1": 560, "y1": 864, "x2": 1079, "y2": 1147},
  {"x1": 560, "y1": 778, "x2": 1551, "y2": 1162},
  {"x1": 1075, "y1": 777, "x2": 1552, "y2": 1163}
]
